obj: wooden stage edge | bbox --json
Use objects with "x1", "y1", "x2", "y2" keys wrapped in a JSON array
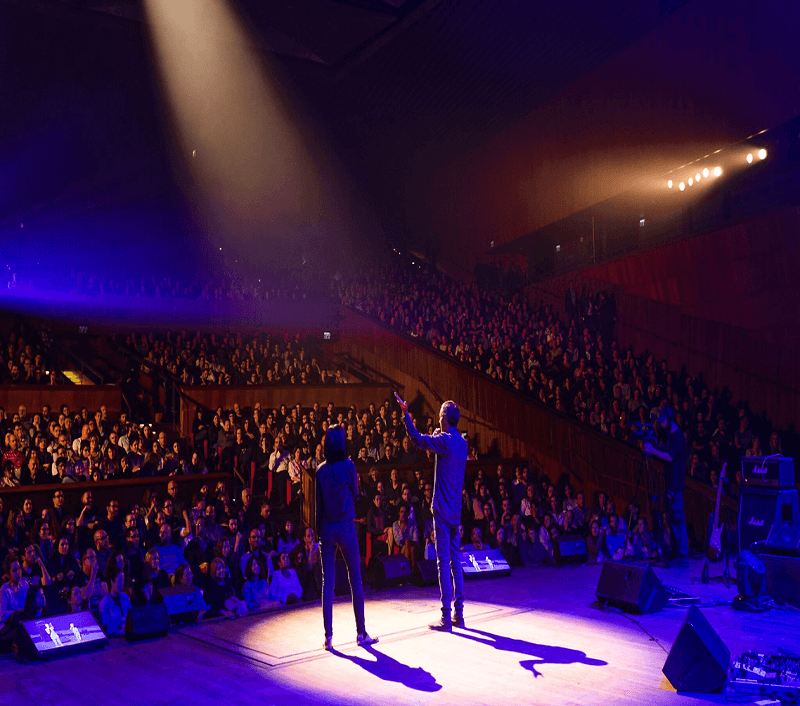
[{"x1": 4, "y1": 560, "x2": 798, "y2": 706}]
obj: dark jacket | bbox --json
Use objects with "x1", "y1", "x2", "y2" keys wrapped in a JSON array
[
  {"x1": 315, "y1": 459, "x2": 357, "y2": 530},
  {"x1": 403, "y1": 412, "x2": 467, "y2": 525}
]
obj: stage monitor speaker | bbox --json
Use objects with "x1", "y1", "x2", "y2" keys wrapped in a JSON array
[
  {"x1": 459, "y1": 549, "x2": 511, "y2": 579},
  {"x1": 595, "y1": 561, "x2": 667, "y2": 614},
  {"x1": 125, "y1": 603, "x2": 171, "y2": 641},
  {"x1": 18, "y1": 611, "x2": 107, "y2": 661},
  {"x1": 412, "y1": 559, "x2": 439, "y2": 587},
  {"x1": 662, "y1": 606, "x2": 730, "y2": 693},
  {"x1": 370, "y1": 555, "x2": 412, "y2": 589},
  {"x1": 553, "y1": 534, "x2": 588, "y2": 564},
  {"x1": 738, "y1": 489, "x2": 799, "y2": 553},
  {"x1": 158, "y1": 585, "x2": 206, "y2": 624},
  {"x1": 765, "y1": 524, "x2": 800, "y2": 555}
]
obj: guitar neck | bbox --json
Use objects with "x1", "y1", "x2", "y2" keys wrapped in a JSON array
[{"x1": 712, "y1": 463, "x2": 726, "y2": 530}]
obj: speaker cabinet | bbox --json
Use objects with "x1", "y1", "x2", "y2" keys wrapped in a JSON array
[
  {"x1": 553, "y1": 534, "x2": 588, "y2": 564},
  {"x1": 412, "y1": 558, "x2": 439, "y2": 586},
  {"x1": 370, "y1": 555, "x2": 412, "y2": 589},
  {"x1": 738, "y1": 489, "x2": 799, "y2": 553},
  {"x1": 158, "y1": 585, "x2": 206, "y2": 624},
  {"x1": 662, "y1": 606, "x2": 730, "y2": 693},
  {"x1": 595, "y1": 561, "x2": 667, "y2": 614},
  {"x1": 18, "y1": 611, "x2": 107, "y2": 661},
  {"x1": 125, "y1": 603, "x2": 171, "y2": 641},
  {"x1": 760, "y1": 553, "x2": 800, "y2": 608},
  {"x1": 765, "y1": 524, "x2": 800, "y2": 555}
]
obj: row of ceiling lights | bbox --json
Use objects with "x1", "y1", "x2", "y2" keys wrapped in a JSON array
[
  {"x1": 668, "y1": 165, "x2": 722, "y2": 191},
  {"x1": 667, "y1": 149, "x2": 767, "y2": 191}
]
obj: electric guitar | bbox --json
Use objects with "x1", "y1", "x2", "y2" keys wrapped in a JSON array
[{"x1": 707, "y1": 462, "x2": 727, "y2": 561}]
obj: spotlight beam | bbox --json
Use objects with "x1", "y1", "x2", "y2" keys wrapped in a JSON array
[{"x1": 143, "y1": 0, "x2": 327, "y2": 244}]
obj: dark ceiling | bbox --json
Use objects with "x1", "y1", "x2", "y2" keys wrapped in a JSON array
[
  {"x1": 5, "y1": 0, "x2": 690, "y2": 154},
  {"x1": 0, "y1": 0, "x2": 691, "y2": 229}
]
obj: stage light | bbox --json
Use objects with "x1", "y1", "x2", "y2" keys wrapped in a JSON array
[
  {"x1": 679, "y1": 182, "x2": 685, "y2": 191},
  {"x1": 747, "y1": 153, "x2": 753, "y2": 163},
  {"x1": 219, "y1": 247, "x2": 222, "y2": 251},
  {"x1": 702, "y1": 168, "x2": 709, "y2": 178},
  {"x1": 713, "y1": 167, "x2": 722, "y2": 177},
  {"x1": 758, "y1": 148, "x2": 767, "y2": 160},
  {"x1": 695, "y1": 173, "x2": 701, "y2": 182},
  {"x1": 667, "y1": 180, "x2": 673, "y2": 189},
  {"x1": 688, "y1": 178, "x2": 693, "y2": 186}
]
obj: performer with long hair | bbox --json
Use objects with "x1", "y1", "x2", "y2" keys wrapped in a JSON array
[
  {"x1": 316, "y1": 424, "x2": 378, "y2": 650},
  {"x1": 395, "y1": 393, "x2": 468, "y2": 631}
]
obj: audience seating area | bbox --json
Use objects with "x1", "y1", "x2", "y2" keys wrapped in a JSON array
[
  {"x1": 0, "y1": 386, "x2": 653, "y2": 653},
  {"x1": 338, "y1": 254, "x2": 791, "y2": 498},
  {"x1": 2, "y1": 246, "x2": 796, "y2": 656}
]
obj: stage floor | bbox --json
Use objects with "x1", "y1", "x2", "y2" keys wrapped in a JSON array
[{"x1": 3, "y1": 559, "x2": 796, "y2": 706}]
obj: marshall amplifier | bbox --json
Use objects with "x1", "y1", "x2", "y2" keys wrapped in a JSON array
[
  {"x1": 741, "y1": 456, "x2": 795, "y2": 489},
  {"x1": 738, "y1": 488, "x2": 799, "y2": 553}
]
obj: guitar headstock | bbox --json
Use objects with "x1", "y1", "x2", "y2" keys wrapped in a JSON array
[{"x1": 720, "y1": 462, "x2": 727, "y2": 480}]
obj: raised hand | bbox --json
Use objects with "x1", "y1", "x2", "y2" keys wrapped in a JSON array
[{"x1": 394, "y1": 392, "x2": 408, "y2": 414}]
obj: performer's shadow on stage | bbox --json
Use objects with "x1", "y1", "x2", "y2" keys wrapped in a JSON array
[
  {"x1": 330, "y1": 645, "x2": 442, "y2": 692},
  {"x1": 454, "y1": 627, "x2": 607, "y2": 678}
]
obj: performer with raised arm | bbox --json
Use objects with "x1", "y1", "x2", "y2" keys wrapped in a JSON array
[
  {"x1": 315, "y1": 424, "x2": 378, "y2": 651},
  {"x1": 395, "y1": 393, "x2": 467, "y2": 631}
]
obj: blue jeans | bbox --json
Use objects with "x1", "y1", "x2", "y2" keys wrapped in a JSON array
[
  {"x1": 668, "y1": 490, "x2": 689, "y2": 557},
  {"x1": 320, "y1": 520, "x2": 366, "y2": 639},
  {"x1": 434, "y1": 514, "x2": 464, "y2": 620}
]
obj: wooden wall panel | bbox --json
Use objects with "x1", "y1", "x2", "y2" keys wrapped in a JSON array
[
  {"x1": 0, "y1": 386, "x2": 122, "y2": 416},
  {"x1": 611, "y1": 294, "x2": 800, "y2": 429}
]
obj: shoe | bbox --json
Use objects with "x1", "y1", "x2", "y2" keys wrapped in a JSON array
[
  {"x1": 428, "y1": 618, "x2": 452, "y2": 632},
  {"x1": 452, "y1": 614, "x2": 465, "y2": 628},
  {"x1": 323, "y1": 637, "x2": 333, "y2": 651},
  {"x1": 357, "y1": 632, "x2": 379, "y2": 647}
]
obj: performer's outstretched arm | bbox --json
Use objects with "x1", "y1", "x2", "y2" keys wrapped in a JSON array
[
  {"x1": 395, "y1": 392, "x2": 450, "y2": 454},
  {"x1": 403, "y1": 412, "x2": 450, "y2": 454}
]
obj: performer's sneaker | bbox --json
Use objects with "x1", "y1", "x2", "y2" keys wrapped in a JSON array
[
  {"x1": 428, "y1": 618, "x2": 452, "y2": 632},
  {"x1": 452, "y1": 614, "x2": 465, "y2": 628},
  {"x1": 357, "y1": 632, "x2": 379, "y2": 647},
  {"x1": 323, "y1": 637, "x2": 333, "y2": 651}
]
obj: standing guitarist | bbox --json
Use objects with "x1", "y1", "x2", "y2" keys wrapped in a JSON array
[{"x1": 643, "y1": 407, "x2": 689, "y2": 560}]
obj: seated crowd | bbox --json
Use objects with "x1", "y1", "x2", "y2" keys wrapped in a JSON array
[
  {"x1": 119, "y1": 330, "x2": 352, "y2": 387},
  {"x1": 196, "y1": 398, "x2": 452, "y2": 506},
  {"x1": 359, "y1": 457, "x2": 666, "y2": 571},
  {"x1": 0, "y1": 478, "x2": 320, "y2": 648},
  {"x1": 0, "y1": 403, "x2": 211, "y2": 486},
  {"x1": 0, "y1": 395, "x2": 436, "y2": 492},
  {"x1": 0, "y1": 324, "x2": 66, "y2": 386},
  {"x1": 338, "y1": 255, "x2": 788, "y2": 497}
]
